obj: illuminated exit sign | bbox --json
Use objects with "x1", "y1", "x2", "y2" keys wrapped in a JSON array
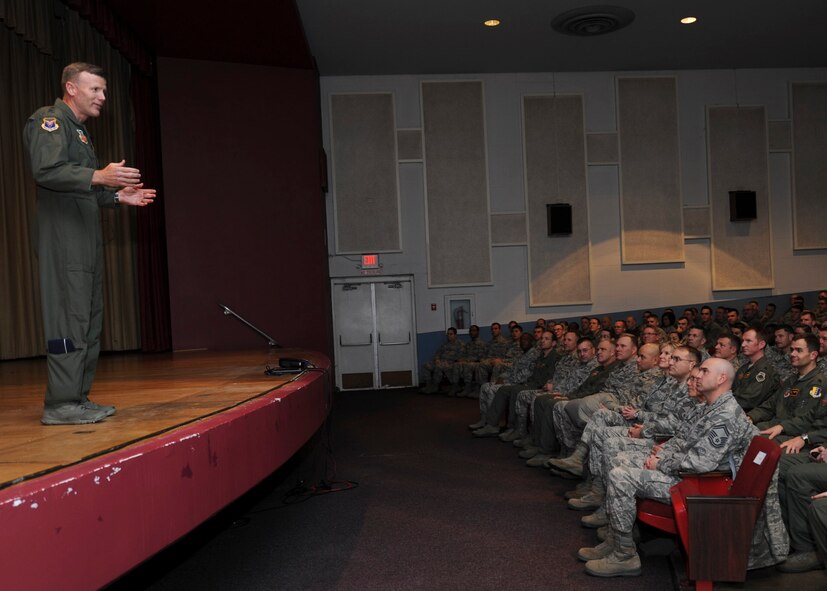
[{"x1": 361, "y1": 254, "x2": 379, "y2": 269}]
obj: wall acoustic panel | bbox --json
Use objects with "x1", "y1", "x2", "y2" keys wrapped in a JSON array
[
  {"x1": 523, "y1": 95, "x2": 591, "y2": 306},
  {"x1": 331, "y1": 93, "x2": 401, "y2": 253},
  {"x1": 491, "y1": 213, "x2": 527, "y2": 245},
  {"x1": 707, "y1": 106, "x2": 773, "y2": 290},
  {"x1": 421, "y1": 81, "x2": 492, "y2": 286},
  {"x1": 791, "y1": 82, "x2": 827, "y2": 249},
  {"x1": 617, "y1": 77, "x2": 684, "y2": 264}
]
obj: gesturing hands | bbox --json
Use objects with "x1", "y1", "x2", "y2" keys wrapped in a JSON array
[
  {"x1": 93, "y1": 160, "x2": 141, "y2": 187},
  {"x1": 118, "y1": 184, "x2": 156, "y2": 206}
]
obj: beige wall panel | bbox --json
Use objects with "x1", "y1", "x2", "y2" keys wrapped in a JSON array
[
  {"x1": 491, "y1": 213, "x2": 527, "y2": 245},
  {"x1": 523, "y1": 95, "x2": 590, "y2": 306},
  {"x1": 791, "y1": 83, "x2": 827, "y2": 249},
  {"x1": 768, "y1": 121, "x2": 792, "y2": 152},
  {"x1": 708, "y1": 106, "x2": 773, "y2": 290},
  {"x1": 617, "y1": 77, "x2": 684, "y2": 264},
  {"x1": 586, "y1": 133, "x2": 618, "y2": 164},
  {"x1": 421, "y1": 81, "x2": 492, "y2": 286},
  {"x1": 397, "y1": 129, "x2": 422, "y2": 161},
  {"x1": 683, "y1": 206, "x2": 710, "y2": 238},
  {"x1": 331, "y1": 93, "x2": 401, "y2": 253}
]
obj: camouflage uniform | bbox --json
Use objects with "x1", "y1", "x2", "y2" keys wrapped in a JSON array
[
  {"x1": 603, "y1": 391, "x2": 755, "y2": 536},
  {"x1": 578, "y1": 375, "x2": 672, "y2": 469},
  {"x1": 475, "y1": 335, "x2": 511, "y2": 383},
  {"x1": 729, "y1": 353, "x2": 748, "y2": 373},
  {"x1": 817, "y1": 356, "x2": 826, "y2": 376},
  {"x1": 753, "y1": 369, "x2": 827, "y2": 566},
  {"x1": 482, "y1": 350, "x2": 559, "y2": 428},
  {"x1": 421, "y1": 339, "x2": 466, "y2": 387},
  {"x1": 477, "y1": 347, "x2": 539, "y2": 420},
  {"x1": 588, "y1": 381, "x2": 698, "y2": 479},
  {"x1": 550, "y1": 359, "x2": 637, "y2": 450},
  {"x1": 491, "y1": 339, "x2": 523, "y2": 381},
  {"x1": 553, "y1": 363, "x2": 663, "y2": 447},
  {"x1": 701, "y1": 320, "x2": 723, "y2": 344},
  {"x1": 764, "y1": 346, "x2": 796, "y2": 384},
  {"x1": 638, "y1": 381, "x2": 696, "y2": 439},
  {"x1": 553, "y1": 364, "x2": 662, "y2": 450},
  {"x1": 531, "y1": 360, "x2": 621, "y2": 455},
  {"x1": 733, "y1": 355, "x2": 781, "y2": 412},
  {"x1": 460, "y1": 336, "x2": 489, "y2": 386},
  {"x1": 512, "y1": 352, "x2": 577, "y2": 430}
]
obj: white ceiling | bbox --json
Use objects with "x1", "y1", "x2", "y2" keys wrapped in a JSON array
[{"x1": 296, "y1": 0, "x2": 827, "y2": 76}]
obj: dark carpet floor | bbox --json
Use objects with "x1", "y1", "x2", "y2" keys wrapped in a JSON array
[{"x1": 109, "y1": 388, "x2": 678, "y2": 590}]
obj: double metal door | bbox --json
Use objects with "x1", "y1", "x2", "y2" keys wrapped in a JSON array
[{"x1": 332, "y1": 276, "x2": 417, "y2": 390}]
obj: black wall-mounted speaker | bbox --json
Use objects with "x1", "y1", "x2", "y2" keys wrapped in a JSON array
[
  {"x1": 546, "y1": 203, "x2": 573, "y2": 235},
  {"x1": 729, "y1": 190, "x2": 757, "y2": 221}
]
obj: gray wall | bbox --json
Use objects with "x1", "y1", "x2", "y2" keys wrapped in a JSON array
[{"x1": 321, "y1": 69, "x2": 827, "y2": 355}]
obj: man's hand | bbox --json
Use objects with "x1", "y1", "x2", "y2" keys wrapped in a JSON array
[
  {"x1": 812, "y1": 491, "x2": 827, "y2": 500},
  {"x1": 553, "y1": 393, "x2": 567, "y2": 401},
  {"x1": 628, "y1": 424, "x2": 643, "y2": 439},
  {"x1": 760, "y1": 425, "x2": 784, "y2": 440},
  {"x1": 542, "y1": 381, "x2": 555, "y2": 392},
  {"x1": 644, "y1": 455, "x2": 659, "y2": 470},
  {"x1": 93, "y1": 160, "x2": 141, "y2": 187},
  {"x1": 621, "y1": 406, "x2": 637, "y2": 420},
  {"x1": 118, "y1": 184, "x2": 156, "y2": 206},
  {"x1": 780, "y1": 436, "x2": 806, "y2": 455}
]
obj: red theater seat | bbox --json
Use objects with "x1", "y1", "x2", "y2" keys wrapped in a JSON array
[{"x1": 637, "y1": 436, "x2": 781, "y2": 591}]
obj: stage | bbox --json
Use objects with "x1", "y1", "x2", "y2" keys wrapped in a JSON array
[{"x1": 0, "y1": 348, "x2": 331, "y2": 590}]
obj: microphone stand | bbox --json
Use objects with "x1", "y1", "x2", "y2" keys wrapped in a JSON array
[{"x1": 218, "y1": 303, "x2": 281, "y2": 347}]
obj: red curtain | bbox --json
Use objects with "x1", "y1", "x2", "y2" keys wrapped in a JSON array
[
  {"x1": 65, "y1": 0, "x2": 172, "y2": 351},
  {"x1": 131, "y1": 70, "x2": 172, "y2": 352}
]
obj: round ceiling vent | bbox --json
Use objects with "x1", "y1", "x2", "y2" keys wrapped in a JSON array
[{"x1": 551, "y1": 5, "x2": 635, "y2": 36}]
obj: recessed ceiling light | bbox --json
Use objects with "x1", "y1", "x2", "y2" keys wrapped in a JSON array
[
  {"x1": 483, "y1": 19, "x2": 501, "y2": 27},
  {"x1": 680, "y1": 16, "x2": 697, "y2": 24}
]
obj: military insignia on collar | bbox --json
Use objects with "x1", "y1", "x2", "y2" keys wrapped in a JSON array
[
  {"x1": 707, "y1": 424, "x2": 730, "y2": 448},
  {"x1": 755, "y1": 371, "x2": 765, "y2": 383},
  {"x1": 810, "y1": 386, "x2": 823, "y2": 399},
  {"x1": 76, "y1": 129, "x2": 89, "y2": 144},
  {"x1": 41, "y1": 117, "x2": 59, "y2": 132}
]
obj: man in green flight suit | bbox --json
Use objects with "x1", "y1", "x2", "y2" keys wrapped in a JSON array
[{"x1": 23, "y1": 62, "x2": 156, "y2": 425}]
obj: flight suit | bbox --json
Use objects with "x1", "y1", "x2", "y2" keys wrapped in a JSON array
[{"x1": 23, "y1": 98, "x2": 117, "y2": 407}]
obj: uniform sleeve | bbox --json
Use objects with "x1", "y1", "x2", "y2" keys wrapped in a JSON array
[
  {"x1": 747, "y1": 384, "x2": 783, "y2": 424},
  {"x1": 96, "y1": 189, "x2": 118, "y2": 208},
  {"x1": 24, "y1": 116, "x2": 95, "y2": 193},
  {"x1": 659, "y1": 412, "x2": 751, "y2": 475},
  {"x1": 780, "y1": 393, "x2": 827, "y2": 435}
]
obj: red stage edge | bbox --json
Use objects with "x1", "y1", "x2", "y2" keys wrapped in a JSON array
[{"x1": 1, "y1": 357, "x2": 331, "y2": 590}]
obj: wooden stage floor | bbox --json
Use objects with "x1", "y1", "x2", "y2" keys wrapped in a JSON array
[
  {"x1": 1, "y1": 348, "x2": 331, "y2": 590},
  {"x1": 0, "y1": 348, "x2": 326, "y2": 489}
]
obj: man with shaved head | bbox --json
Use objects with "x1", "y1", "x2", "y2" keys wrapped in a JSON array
[{"x1": 581, "y1": 357, "x2": 755, "y2": 578}]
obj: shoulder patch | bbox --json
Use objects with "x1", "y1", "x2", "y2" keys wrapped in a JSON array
[
  {"x1": 41, "y1": 117, "x2": 59, "y2": 132},
  {"x1": 76, "y1": 129, "x2": 89, "y2": 144},
  {"x1": 810, "y1": 386, "x2": 823, "y2": 399},
  {"x1": 707, "y1": 424, "x2": 730, "y2": 448},
  {"x1": 755, "y1": 371, "x2": 766, "y2": 383}
]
